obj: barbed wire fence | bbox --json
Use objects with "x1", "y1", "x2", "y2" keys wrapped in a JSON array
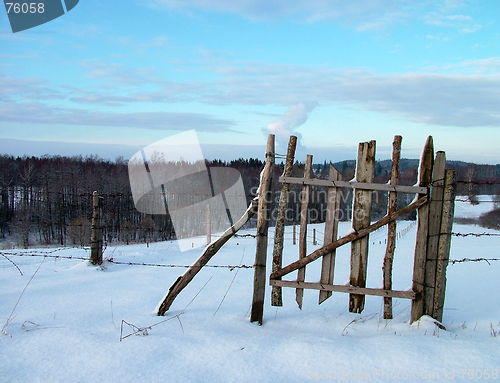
[
  {"x1": 1, "y1": 177, "x2": 499, "y2": 269},
  {"x1": 2, "y1": 222, "x2": 499, "y2": 276}
]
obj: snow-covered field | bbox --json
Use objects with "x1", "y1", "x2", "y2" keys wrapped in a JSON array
[{"x1": 1, "y1": 201, "x2": 499, "y2": 382}]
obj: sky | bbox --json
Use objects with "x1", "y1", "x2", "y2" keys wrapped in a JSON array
[{"x1": 1, "y1": 0, "x2": 500, "y2": 164}]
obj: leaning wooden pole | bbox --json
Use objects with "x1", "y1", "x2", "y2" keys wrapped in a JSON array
[
  {"x1": 157, "y1": 198, "x2": 258, "y2": 315},
  {"x1": 411, "y1": 136, "x2": 434, "y2": 324},
  {"x1": 383, "y1": 135, "x2": 402, "y2": 319},
  {"x1": 271, "y1": 135, "x2": 297, "y2": 307},
  {"x1": 250, "y1": 134, "x2": 275, "y2": 324}
]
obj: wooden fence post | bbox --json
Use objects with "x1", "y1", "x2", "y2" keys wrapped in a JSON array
[
  {"x1": 433, "y1": 169, "x2": 457, "y2": 322},
  {"x1": 349, "y1": 141, "x2": 376, "y2": 313},
  {"x1": 90, "y1": 191, "x2": 103, "y2": 265},
  {"x1": 319, "y1": 165, "x2": 342, "y2": 304},
  {"x1": 250, "y1": 134, "x2": 275, "y2": 325},
  {"x1": 424, "y1": 151, "x2": 446, "y2": 317},
  {"x1": 271, "y1": 135, "x2": 297, "y2": 307},
  {"x1": 411, "y1": 136, "x2": 434, "y2": 323},
  {"x1": 383, "y1": 135, "x2": 402, "y2": 319},
  {"x1": 296, "y1": 154, "x2": 312, "y2": 309}
]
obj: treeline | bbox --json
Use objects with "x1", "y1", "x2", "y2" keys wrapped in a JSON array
[
  {"x1": 0, "y1": 154, "x2": 152, "y2": 248},
  {"x1": 0, "y1": 155, "x2": 265, "y2": 248},
  {"x1": 1, "y1": 154, "x2": 499, "y2": 249}
]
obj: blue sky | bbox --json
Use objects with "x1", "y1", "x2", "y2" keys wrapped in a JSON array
[{"x1": 1, "y1": 0, "x2": 500, "y2": 163}]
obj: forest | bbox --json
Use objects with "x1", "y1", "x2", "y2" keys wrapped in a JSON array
[{"x1": 1, "y1": 154, "x2": 499, "y2": 249}]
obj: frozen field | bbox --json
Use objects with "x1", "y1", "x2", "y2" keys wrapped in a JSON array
[{"x1": 1, "y1": 201, "x2": 499, "y2": 382}]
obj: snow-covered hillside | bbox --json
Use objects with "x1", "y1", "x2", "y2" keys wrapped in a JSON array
[{"x1": 1, "y1": 205, "x2": 499, "y2": 382}]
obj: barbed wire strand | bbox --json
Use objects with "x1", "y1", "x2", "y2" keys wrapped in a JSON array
[
  {"x1": 450, "y1": 258, "x2": 500, "y2": 265},
  {"x1": 0, "y1": 250, "x2": 253, "y2": 269},
  {"x1": 451, "y1": 232, "x2": 500, "y2": 237},
  {"x1": 120, "y1": 276, "x2": 213, "y2": 341},
  {"x1": 0, "y1": 253, "x2": 23, "y2": 275},
  {"x1": 213, "y1": 247, "x2": 246, "y2": 316}
]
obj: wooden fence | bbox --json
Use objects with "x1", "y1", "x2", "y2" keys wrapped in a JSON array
[{"x1": 252, "y1": 134, "x2": 457, "y2": 325}]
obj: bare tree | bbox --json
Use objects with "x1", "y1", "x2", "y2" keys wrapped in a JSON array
[
  {"x1": 139, "y1": 215, "x2": 155, "y2": 246},
  {"x1": 120, "y1": 221, "x2": 136, "y2": 245},
  {"x1": 465, "y1": 165, "x2": 479, "y2": 205},
  {"x1": 68, "y1": 217, "x2": 91, "y2": 247}
]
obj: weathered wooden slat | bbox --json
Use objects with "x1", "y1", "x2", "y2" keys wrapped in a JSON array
[
  {"x1": 250, "y1": 134, "x2": 275, "y2": 325},
  {"x1": 271, "y1": 135, "x2": 297, "y2": 307},
  {"x1": 433, "y1": 169, "x2": 457, "y2": 322},
  {"x1": 279, "y1": 176, "x2": 427, "y2": 194},
  {"x1": 350, "y1": 140, "x2": 376, "y2": 314},
  {"x1": 319, "y1": 165, "x2": 342, "y2": 304},
  {"x1": 424, "y1": 151, "x2": 446, "y2": 317},
  {"x1": 383, "y1": 135, "x2": 402, "y2": 319},
  {"x1": 411, "y1": 136, "x2": 434, "y2": 324},
  {"x1": 296, "y1": 154, "x2": 312, "y2": 310},
  {"x1": 270, "y1": 280, "x2": 416, "y2": 300},
  {"x1": 270, "y1": 195, "x2": 428, "y2": 280}
]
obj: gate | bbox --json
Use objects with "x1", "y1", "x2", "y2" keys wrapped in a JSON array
[{"x1": 251, "y1": 134, "x2": 457, "y2": 325}]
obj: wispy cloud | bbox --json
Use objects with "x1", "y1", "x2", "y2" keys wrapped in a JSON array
[
  {"x1": 109, "y1": 35, "x2": 171, "y2": 53},
  {"x1": 147, "y1": 0, "x2": 404, "y2": 26},
  {"x1": 146, "y1": 0, "x2": 484, "y2": 34},
  {"x1": 187, "y1": 61, "x2": 500, "y2": 128},
  {"x1": 0, "y1": 75, "x2": 64, "y2": 102},
  {"x1": 263, "y1": 102, "x2": 317, "y2": 148},
  {"x1": 79, "y1": 59, "x2": 159, "y2": 86},
  {"x1": 0, "y1": 101, "x2": 237, "y2": 132},
  {"x1": 4, "y1": 56, "x2": 500, "y2": 129},
  {"x1": 423, "y1": 57, "x2": 500, "y2": 74},
  {"x1": 423, "y1": 12, "x2": 482, "y2": 33}
]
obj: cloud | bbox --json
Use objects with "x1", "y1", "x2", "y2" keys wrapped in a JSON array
[
  {"x1": 0, "y1": 75, "x2": 64, "y2": 102},
  {"x1": 146, "y1": 0, "x2": 487, "y2": 36},
  {"x1": 424, "y1": 57, "x2": 500, "y2": 74},
  {"x1": 4, "y1": 57, "x2": 500, "y2": 130},
  {"x1": 78, "y1": 59, "x2": 159, "y2": 86},
  {"x1": 147, "y1": 0, "x2": 485, "y2": 33},
  {"x1": 0, "y1": 101, "x2": 237, "y2": 132},
  {"x1": 423, "y1": 12, "x2": 482, "y2": 33},
  {"x1": 148, "y1": 0, "x2": 404, "y2": 25},
  {"x1": 438, "y1": 0, "x2": 470, "y2": 12},
  {"x1": 263, "y1": 102, "x2": 317, "y2": 147},
  {"x1": 338, "y1": 72, "x2": 500, "y2": 127},
  {"x1": 172, "y1": 60, "x2": 499, "y2": 128},
  {"x1": 109, "y1": 35, "x2": 171, "y2": 54}
]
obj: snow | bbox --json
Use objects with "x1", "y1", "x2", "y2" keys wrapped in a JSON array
[
  {"x1": 344, "y1": 227, "x2": 356, "y2": 236},
  {"x1": 1, "y1": 204, "x2": 500, "y2": 382},
  {"x1": 254, "y1": 167, "x2": 265, "y2": 197},
  {"x1": 454, "y1": 195, "x2": 497, "y2": 219}
]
